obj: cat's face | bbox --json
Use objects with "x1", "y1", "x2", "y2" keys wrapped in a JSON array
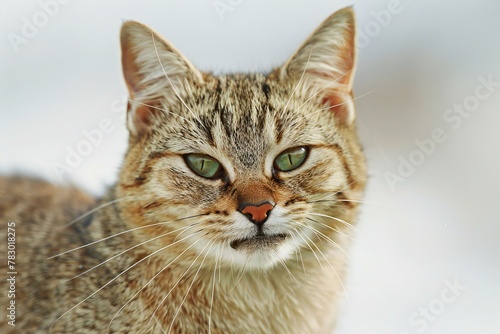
[{"x1": 116, "y1": 8, "x2": 366, "y2": 270}]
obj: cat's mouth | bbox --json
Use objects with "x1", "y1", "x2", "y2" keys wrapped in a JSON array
[{"x1": 230, "y1": 233, "x2": 288, "y2": 250}]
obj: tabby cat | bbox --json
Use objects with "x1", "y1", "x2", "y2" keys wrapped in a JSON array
[{"x1": 0, "y1": 7, "x2": 366, "y2": 333}]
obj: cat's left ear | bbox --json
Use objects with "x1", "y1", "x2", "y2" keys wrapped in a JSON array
[
  {"x1": 120, "y1": 21, "x2": 204, "y2": 137},
  {"x1": 280, "y1": 7, "x2": 357, "y2": 125}
]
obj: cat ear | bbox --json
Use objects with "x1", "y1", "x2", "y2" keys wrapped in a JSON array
[
  {"x1": 120, "y1": 21, "x2": 203, "y2": 136},
  {"x1": 280, "y1": 7, "x2": 357, "y2": 125}
]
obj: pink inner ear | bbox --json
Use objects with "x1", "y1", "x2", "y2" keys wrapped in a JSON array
[
  {"x1": 135, "y1": 104, "x2": 153, "y2": 126},
  {"x1": 128, "y1": 102, "x2": 162, "y2": 136},
  {"x1": 321, "y1": 93, "x2": 352, "y2": 124}
]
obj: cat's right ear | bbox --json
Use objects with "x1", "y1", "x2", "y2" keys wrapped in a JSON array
[
  {"x1": 120, "y1": 21, "x2": 203, "y2": 137},
  {"x1": 278, "y1": 7, "x2": 357, "y2": 126}
]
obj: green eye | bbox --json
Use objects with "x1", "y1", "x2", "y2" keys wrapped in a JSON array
[
  {"x1": 274, "y1": 147, "x2": 308, "y2": 172},
  {"x1": 184, "y1": 154, "x2": 223, "y2": 179}
]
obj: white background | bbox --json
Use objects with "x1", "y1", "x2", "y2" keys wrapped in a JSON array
[{"x1": 1, "y1": 0, "x2": 499, "y2": 333}]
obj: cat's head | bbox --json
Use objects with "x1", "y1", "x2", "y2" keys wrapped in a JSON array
[{"x1": 116, "y1": 7, "x2": 366, "y2": 270}]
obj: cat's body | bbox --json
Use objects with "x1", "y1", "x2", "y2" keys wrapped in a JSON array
[
  {"x1": 0, "y1": 178, "x2": 346, "y2": 333},
  {"x1": 0, "y1": 8, "x2": 366, "y2": 333}
]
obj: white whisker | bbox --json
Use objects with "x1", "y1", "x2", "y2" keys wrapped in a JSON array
[
  {"x1": 50, "y1": 230, "x2": 202, "y2": 331},
  {"x1": 153, "y1": 315, "x2": 167, "y2": 334},
  {"x1": 289, "y1": 230, "x2": 307, "y2": 276},
  {"x1": 145, "y1": 239, "x2": 211, "y2": 326},
  {"x1": 294, "y1": 228, "x2": 324, "y2": 272},
  {"x1": 109, "y1": 237, "x2": 203, "y2": 331},
  {"x1": 306, "y1": 217, "x2": 353, "y2": 241},
  {"x1": 67, "y1": 224, "x2": 197, "y2": 283},
  {"x1": 48, "y1": 214, "x2": 205, "y2": 259},
  {"x1": 63, "y1": 196, "x2": 137, "y2": 228},
  {"x1": 208, "y1": 247, "x2": 220, "y2": 334},
  {"x1": 305, "y1": 181, "x2": 357, "y2": 203},
  {"x1": 308, "y1": 212, "x2": 357, "y2": 232},
  {"x1": 166, "y1": 240, "x2": 215, "y2": 334},
  {"x1": 300, "y1": 222, "x2": 349, "y2": 257},
  {"x1": 229, "y1": 255, "x2": 249, "y2": 292},
  {"x1": 299, "y1": 229, "x2": 350, "y2": 306},
  {"x1": 278, "y1": 258, "x2": 304, "y2": 288}
]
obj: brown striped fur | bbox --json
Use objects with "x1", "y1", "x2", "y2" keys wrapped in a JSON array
[{"x1": 0, "y1": 7, "x2": 366, "y2": 333}]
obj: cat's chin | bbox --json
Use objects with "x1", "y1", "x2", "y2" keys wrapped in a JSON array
[
  {"x1": 229, "y1": 233, "x2": 288, "y2": 250},
  {"x1": 224, "y1": 234, "x2": 297, "y2": 270}
]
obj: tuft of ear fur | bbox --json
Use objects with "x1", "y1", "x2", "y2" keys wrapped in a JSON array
[
  {"x1": 120, "y1": 21, "x2": 203, "y2": 137},
  {"x1": 280, "y1": 7, "x2": 357, "y2": 125}
]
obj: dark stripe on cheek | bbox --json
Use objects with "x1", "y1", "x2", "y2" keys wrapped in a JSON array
[
  {"x1": 336, "y1": 192, "x2": 357, "y2": 209},
  {"x1": 327, "y1": 144, "x2": 355, "y2": 186}
]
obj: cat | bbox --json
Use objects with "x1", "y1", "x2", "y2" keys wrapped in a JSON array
[{"x1": 0, "y1": 7, "x2": 366, "y2": 334}]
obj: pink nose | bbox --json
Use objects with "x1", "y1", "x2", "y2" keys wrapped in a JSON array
[{"x1": 240, "y1": 202, "x2": 274, "y2": 225}]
